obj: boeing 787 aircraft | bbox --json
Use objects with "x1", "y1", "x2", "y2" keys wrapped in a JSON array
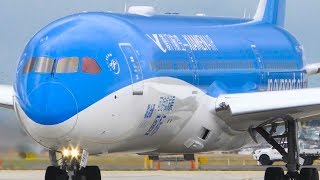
[{"x1": 0, "y1": 0, "x2": 319, "y2": 179}]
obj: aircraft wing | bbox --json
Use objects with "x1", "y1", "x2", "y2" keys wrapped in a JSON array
[
  {"x1": 304, "y1": 63, "x2": 320, "y2": 75},
  {"x1": 214, "y1": 88, "x2": 320, "y2": 131},
  {"x1": 0, "y1": 85, "x2": 14, "y2": 109}
]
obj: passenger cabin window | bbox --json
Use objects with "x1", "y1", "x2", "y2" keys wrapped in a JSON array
[
  {"x1": 82, "y1": 57, "x2": 101, "y2": 74},
  {"x1": 23, "y1": 57, "x2": 36, "y2": 74},
  {"x1": 56, "y1": 57, "x2": 79, "y2": 73},
  {"x1": 34, "y1": 57, "x2": 54, "y2": 73}
]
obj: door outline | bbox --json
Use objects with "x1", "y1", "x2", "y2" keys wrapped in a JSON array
[
  {"x1": 183, "y1": 43, "x2": 198, "y2": 85},
  {"x1": 119, "y1": 43, "x2": 144, "y2": 95},
  {"x1": 251, "y1": 44, "x2": 266, "y2": 91}
]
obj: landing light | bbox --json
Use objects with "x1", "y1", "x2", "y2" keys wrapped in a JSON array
[
  {"x1": 62, "y1": 148, "x2": 79, "y2": 158},
  {"x1": 63, "y1": 149, "x2": 70, "y2": 157},
  {"x1": 71, "y1": 148, "x2": 79, "y2": 158}
]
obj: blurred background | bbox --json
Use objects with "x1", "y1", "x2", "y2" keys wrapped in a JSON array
[{"x1": 0, "y1": 0, "x2": 319, "y2": 170}]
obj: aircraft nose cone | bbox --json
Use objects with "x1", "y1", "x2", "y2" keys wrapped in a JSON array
[{"x1": 27, "y1": 83, "x2": 78, "y2": 125}]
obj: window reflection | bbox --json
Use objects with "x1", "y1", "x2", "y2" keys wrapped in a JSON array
[
  {"x1": 34, "y1": 57, "x2": 54, "y2": 73},
  {"x1": 23, "y1": 57, "x2": 36, "y2": 74},
  {"x1": 82, "y1": 57, "x2": 101, "y2": 74},
  {"x1": 56, "y1": 57, "x2": 79, "y2": 73},
  {"x1": 23, "y1": 56, "x2": 101, "y2": 75}
]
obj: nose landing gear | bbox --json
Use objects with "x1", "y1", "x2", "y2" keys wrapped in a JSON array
[
  {"x1": 256, "y1": 116, "x2": 319, "y2": 180},
  {"x1": 45, "y1": 149, "x2": 101, "y2": 180}
]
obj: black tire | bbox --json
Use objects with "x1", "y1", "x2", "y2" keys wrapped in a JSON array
[
  {"x1": 45, "y1": 166, "x2": 68, "y2": 180},
  {"x1": 265, "y1": 167, "x2": 284, "y2": 180},
  {"x1": 303, "y1": 157, "x2": 315, "y2": 166},
  {"x1": 85, "y1": 166, "x2": 101, "y2": 180},
  {"x1": 259, "y1": 154, "x2": 273, "y2": 165},
  {"x1": 299, "y1": 168, "x2": 319, "y2": 180},
  {"x1": 45, "y1": 166, "x2": 58, "y2": 180}
]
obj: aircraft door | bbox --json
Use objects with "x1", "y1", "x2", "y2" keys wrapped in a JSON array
[
  {"x1": 251, "y1": 44, "x2": 266, "y2": 91},
  {"x1": 119, "y1": 43, "x2": 144, "y2": 95}
]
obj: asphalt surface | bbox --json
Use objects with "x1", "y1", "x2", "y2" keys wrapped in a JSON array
[{"x1": 0, "y1": 170, "x2": 264, "y2": 180}]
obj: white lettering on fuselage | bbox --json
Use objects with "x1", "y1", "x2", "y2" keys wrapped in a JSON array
[
  {"x1": 182, "y1": 35, "x2": 218, "y2": 51},
  {"x1": 147, "y1": 34, "x2": 218, "y2": 53},
  {"x1": 267, "y1": 73, "x2": 306, "y2": 91},
  {"x1": 146, "y1": 34, "x2": 168, "y2": 53}
]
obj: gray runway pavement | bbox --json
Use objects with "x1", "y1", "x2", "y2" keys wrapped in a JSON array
[{"x1": 0, "y1": 171, "x2": 264, "y2": 180}]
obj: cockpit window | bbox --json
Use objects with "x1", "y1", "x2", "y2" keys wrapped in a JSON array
[
  {"x1": 23, "y1": 56, "x2": 101, "y2": 75},
  {"x1": 23, "y1": 57, "x2": 36, "y2": 74},
  {"x1": 82, "y1": 57, "x2": 101, "y2": 74},
  {"x1": 34, "y1": 57, "x2": 54, "y2": 73},
  {"x1": 56, "y1": 57, "x2": 79, "y2": 73}
]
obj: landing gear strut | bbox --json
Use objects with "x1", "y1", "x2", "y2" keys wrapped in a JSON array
[
  {"x1": 286, "y1": 118, "x2": 299, "y2": 179},
  {"x1": 45, "y1": 149, "x2": 101, "y2": 180},
  {"x1": 255, "y1": 116, "x2": 319, "y2": 180}
]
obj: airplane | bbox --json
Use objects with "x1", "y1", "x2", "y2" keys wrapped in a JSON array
[{"x1": 0, "y1": 0, "x2": 320, "y2": 179}]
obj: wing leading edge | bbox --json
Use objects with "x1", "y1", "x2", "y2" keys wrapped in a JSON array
[
  {"x1": 0, "y1": 85, "x2": 14, "y2": 109},
  {"x1": 214, "y1": 88, "x2": 320, "y2": 131}
]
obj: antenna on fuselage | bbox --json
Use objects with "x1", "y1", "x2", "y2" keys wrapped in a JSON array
[
  {"x1": 124, "y1": 2, "x2": 128, "y2": 12},
  {"x1": 243, "y1": 8, "x2": 252, "y2": 19},
  {"x1": 243, "y1": 8, "x2": 247, "y2": 18}
]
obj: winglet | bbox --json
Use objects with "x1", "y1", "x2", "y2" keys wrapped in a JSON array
[{"x1": 254, "y1": 0, "x2": 286, "y2": 27}]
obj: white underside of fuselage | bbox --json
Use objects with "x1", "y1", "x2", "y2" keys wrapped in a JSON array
[{"x1": 15, "y1": 77, "x2": 252, "y2": 155}]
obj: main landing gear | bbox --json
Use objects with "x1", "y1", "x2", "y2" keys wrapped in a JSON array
[
  {"x1": 255, "y1": 116, "x2": 319, "y2": 180},
  {"x1": 45, "y1": 149, "x2": 101, "y2": 180}
]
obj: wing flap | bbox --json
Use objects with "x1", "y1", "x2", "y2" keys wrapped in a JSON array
[
  {"x1": 0, "y1": 85, "x2": 14, "y2": 109},
  {"x1": 215, "y1": 88, "x2": 320, "y2": 131}
]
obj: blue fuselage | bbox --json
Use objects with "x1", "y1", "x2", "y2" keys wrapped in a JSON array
[{"x1": 15, "y1": 12, "x2": 306, "y2": 125}]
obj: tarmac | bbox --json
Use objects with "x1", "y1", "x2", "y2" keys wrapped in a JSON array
[{"x1": 0, "y1": 170, "x2": 265, "y2": 180}]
